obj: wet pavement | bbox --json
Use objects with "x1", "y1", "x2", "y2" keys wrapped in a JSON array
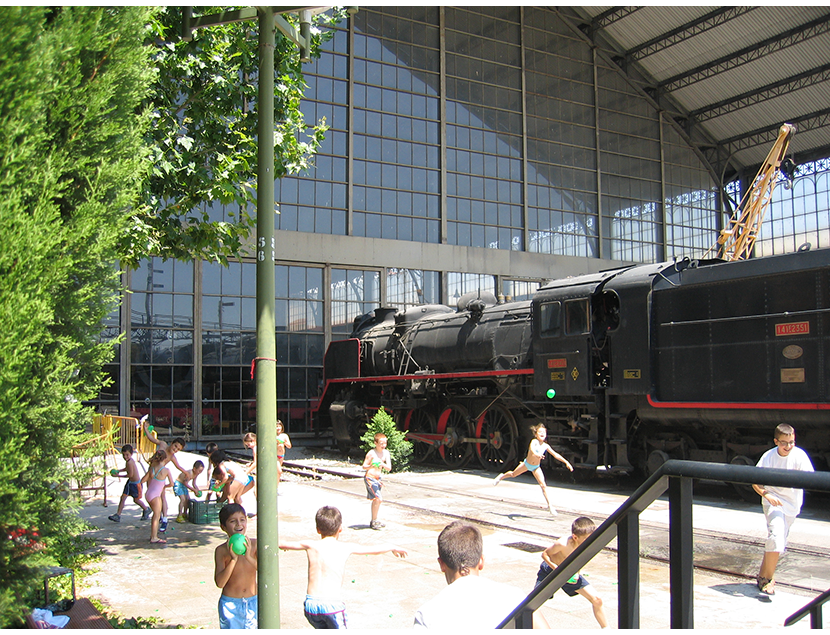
[{"x1": 78, "y1": 451, "x2": 830, "y2": 630}]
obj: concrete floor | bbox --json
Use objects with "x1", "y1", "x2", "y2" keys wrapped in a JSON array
[{"x1": 77, "y1": 451, "x2": 829, "y2": 630}]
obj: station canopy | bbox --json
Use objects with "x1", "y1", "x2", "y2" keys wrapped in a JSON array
[{"x1": 564, "y1": 6, "x2": 830, "y2": 181}]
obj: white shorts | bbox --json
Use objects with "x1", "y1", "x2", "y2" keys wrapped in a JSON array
[{"x1": 763, "y1": 504, "x2": 796, "y2": 553}]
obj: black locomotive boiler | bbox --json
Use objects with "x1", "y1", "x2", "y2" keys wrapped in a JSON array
[{"x1": 314, "y1": 247, "x2": 830, "y2": 478}]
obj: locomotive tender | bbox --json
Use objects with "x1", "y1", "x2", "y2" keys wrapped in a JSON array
[{"x1": 314, "y1": 247, "x2": 830, "y2": 477}]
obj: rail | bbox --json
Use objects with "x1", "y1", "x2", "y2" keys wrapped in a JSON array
[
  {"x1": 499, "y1": 459, "x2": 830, "y2": 629},
  {"x1": 785, "y1": 587, "x2": 830, "y2": 629}
]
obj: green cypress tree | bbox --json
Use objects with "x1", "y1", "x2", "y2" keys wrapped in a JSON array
[{"x1": 0, "y1": 7, "x2": 154, "y2": 624}]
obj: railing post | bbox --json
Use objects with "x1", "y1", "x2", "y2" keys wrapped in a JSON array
[
  {"x1": 669, "y1": 476, "x2": 694, "y2": 629},
  {"x1": 617, "y1": 511, "x2": 640, "y2": 628},
  {"x1": 516, "y1": 608, "x2": 534, "y2": 629},
  {"x1": 811, "y1": 606, "x2": 823, "y2": 629}
]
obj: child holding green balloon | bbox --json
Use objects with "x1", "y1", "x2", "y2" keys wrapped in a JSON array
[
  {"x1": 214, "y1": 503, "x2": 258, "y2": 629},
  {"x1": 108, "y1": 444, "x2": 150, "y2": 523},
  {"x1": 534, "y1": 516, "x2": 607, "y2": 629}
]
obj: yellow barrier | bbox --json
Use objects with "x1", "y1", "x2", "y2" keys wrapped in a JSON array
[{"x1": 93, "y1": 414, "x2": 155, "y2": 467}]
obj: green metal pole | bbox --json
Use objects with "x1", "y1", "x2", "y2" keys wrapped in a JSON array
[{"x1": 256, "y1": 7, "x2": 280, "y2": 628}]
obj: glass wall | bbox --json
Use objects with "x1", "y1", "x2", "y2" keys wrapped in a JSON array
[
  {"x1": 275, "y1": 265, "x2": 325, "y2": 432},
  {"x1": 331, "y1": 268, "x2": 381, "y2": 336},
  {"x1": 129, "y1": 258, "x2": 195, "y2": 440},
  {"x1": 201, "y1": 261, "x2": 256, "y2": 439},
  {"x1": 445, "y1": 7, "x2": 524, "y2": 251},
  {"x1": 525, "y1": 7, "x2": 599, "y2": 258},
  {"x1": 757, "y1": 158, "x2": 830, "y2": 256},
  {"x1": 352, "y1": 8, "x2": 442, "y2": 242},
  {"x1": 386, "y1": 268, "x2": 441, "y2": 309}
]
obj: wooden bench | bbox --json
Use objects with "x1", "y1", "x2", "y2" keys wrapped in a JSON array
[{"x1": 26, "y1": 599, "x2": 113, "y2": 629}]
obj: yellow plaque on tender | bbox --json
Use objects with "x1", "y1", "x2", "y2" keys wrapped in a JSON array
[
  {"x1": 781, "y1": 368, "x2": 805, "y2": 383},
  {"x1": 550, "y1": 371, "x2": 565, "y2": 381},
  {"x1": 623, "y1": 369, "x2": 641, "y2": 379}
]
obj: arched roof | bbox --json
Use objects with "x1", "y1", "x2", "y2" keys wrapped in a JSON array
[{"x1": 560, "y1": 6, "x2": 830, "y2": 182}]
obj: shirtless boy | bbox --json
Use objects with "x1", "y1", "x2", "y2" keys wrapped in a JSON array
[
  {"x1": 362, "y1": 433, "x2": 392, "y2": 530},
  {"x1": 535, "y1": 516, "x2": 607, "y2": 628},
  {"x1": 279, "y1": 505, "x2": 407, "y2": 628},
  {"x1": 214, "y1": 503, "x2": 258, "y2": 629},
  {"x1": 108, "y1": 444, "x2": 150, "y2": 522}
]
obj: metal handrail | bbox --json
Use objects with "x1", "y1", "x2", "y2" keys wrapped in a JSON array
[
  {"x1": 499, "y1": 459, "x2": 830, "y2": 629},
  {"x1": 785, "y1": 587, "x2": 830, "y2": 629}
]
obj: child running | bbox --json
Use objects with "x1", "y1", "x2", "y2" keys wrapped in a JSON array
[
  {"x1": 140, "y1": 449, "x2": 174, "y2": 544},
  {"x1": 214, "y1": 503, "x2": 258, "y2": 629},
  {"x1": 108, "y1": 444, "x2": 150, "y2": 523},
  {"x1": 494, "y1": 423, "x2": 573, "y2": 515},
  {"x1": 174, "y1": 460, "x2": 205, "y2": 522},
  {"x1": 279, "y1": 505, "x2": 407, "y2": 629},
  {"x1": 534, "y1": 516, "x2": 607, "y2": 628}
]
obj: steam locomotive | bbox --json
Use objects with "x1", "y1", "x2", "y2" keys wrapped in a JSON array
[{"x1": 314, "y1": 247, "x2": 830, "y2": 479}]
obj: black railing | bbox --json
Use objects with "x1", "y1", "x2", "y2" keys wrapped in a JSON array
[
  {"x1": 499, "y1": 460, "x2": 830, "y2": 629},
  {"x1": 785, "y1": 587, "x2": 830, "y2": 629}
]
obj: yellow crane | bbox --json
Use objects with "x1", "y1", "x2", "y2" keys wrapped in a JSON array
[{"x1": 710, "y1": 123, "x2": 796, "y2": 261}]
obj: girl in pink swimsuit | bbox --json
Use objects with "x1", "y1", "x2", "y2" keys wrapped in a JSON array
[
  {"x1": 141, "y1": 450, "x2": 173, "y2": 543},
  {"x1": 494, "y1": 424, "x2": 574, "y2": 515}
]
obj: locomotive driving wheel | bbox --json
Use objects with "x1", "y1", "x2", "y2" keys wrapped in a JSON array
[
  {"x1": 436, "y1": 404, "x2": 474, "y2": 469},
  {"x1": 403, "y1": 407, "x2": 438, "y2": 464},
  {"x1": 475, "y1": 404, "x2": 518, "y2": 472}
]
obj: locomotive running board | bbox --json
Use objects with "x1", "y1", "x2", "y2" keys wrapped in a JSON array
[{"x1": 646, "y1": 394, "x2": 830, "y2": 410}]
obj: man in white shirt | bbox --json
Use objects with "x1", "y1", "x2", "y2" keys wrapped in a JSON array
[
  {"x1": 413, "y1": 521, "x2": 548, "y2": 629},
  {"x1": 752, "y1": 423, "x2": 814, "y2": 596}
]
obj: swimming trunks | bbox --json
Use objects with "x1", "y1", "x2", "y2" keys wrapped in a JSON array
[
  {"x1": 123, "y1": 481, "x2": 141, "y2": 499},
  {"x1": 523, "y1": 459, "x2": 541, "y2": 472},
  {"x1": 535, "y1": 562, "x2": 590, "y2": 597},
  {"x1": 365, "y1": 475, "x2": 382, "y2": 500},
  {"x1": 304, "y1": 595, "x2": 348, "y2": 629},
  {"x1": 218, "y1": 594, "x2": 258, "y2": 629},
  {"x1": 173, "y1": 480, "x2": 188, "y2": 497}
]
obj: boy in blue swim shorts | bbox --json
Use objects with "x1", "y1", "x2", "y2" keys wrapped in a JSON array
[
  {"x1": 279, "y1": 506, "x2": 408, "y2": 629},
  {"x1": 108, "y1": 445, "x2": 150, "y2": 522},
  {"x1": 534, "y1": 516, "x2": 607, "y2": 628},
  {"x1": 214, "y1": 503, "x2": 258, "y2": 629},
  {"x1": 174, "y1": 460, "x2": 204, "y2": 522}
]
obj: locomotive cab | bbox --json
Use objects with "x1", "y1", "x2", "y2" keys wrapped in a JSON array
[{"x1": 532, "y1": 271, "x2": 622, "y2": 398}]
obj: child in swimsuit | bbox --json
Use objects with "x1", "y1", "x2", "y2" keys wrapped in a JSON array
[
  {"x1": 275, "y1": 420, "x2": 291, "y2": 482},
  {"x1": 494, "y1": 423, "x2": 573, "y2": 515},
  {"x1": 141, "y1": 450, "x2": 174, "y2": 543},
  {"x1": 174, "y1": 460, "x2": 205, "y2": 522}
]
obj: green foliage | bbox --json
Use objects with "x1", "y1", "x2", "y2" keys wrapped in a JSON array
[
  {"x1": 124, "y1": 7, "x2": 348, "y2": 266},
  {"x1": 0, "y1": 6, "x2": 154, "y2": 625},
  {"x1": 360, "y1": 408, "x2": 413, "y2": 473}
]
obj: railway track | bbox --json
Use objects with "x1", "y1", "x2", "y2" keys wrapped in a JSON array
[{"x1": 278, "y1": 458, "x2": 830, "y2": 596}]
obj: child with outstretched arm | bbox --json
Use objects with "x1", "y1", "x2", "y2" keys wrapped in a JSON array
[{"x1": 279, "y1": 505, "x2": 407, "y2": 629}]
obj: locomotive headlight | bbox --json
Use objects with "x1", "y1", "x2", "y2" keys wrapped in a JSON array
[{"x1": 546, "y1": 388, "x2": 556, "y2": 399}]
